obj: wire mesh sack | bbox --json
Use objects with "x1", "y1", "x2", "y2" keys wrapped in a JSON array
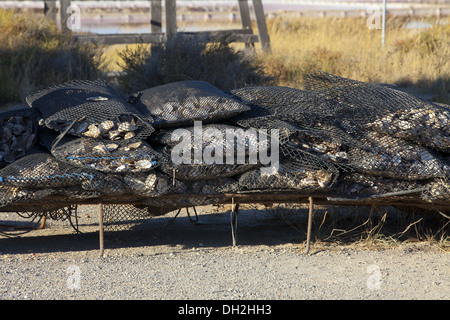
[
  {"x1": 237, "y1": 159, "x2": 334, "y2": 192},
  {"x1": 25, "y1": 79, "x2": 154, "y2": 140},
  {"x1": 0, "y1": 148, "x2": 95, "y2": 189},
  {"x1": 81, "y1": 172, "x2": 130, "y2": 195},
  {"x1": 333, "y1": 172, "x2": 427, "y2": 199},
  {"x1": 0, "y1": 186, "x2": 56, "y2": 208},
  {"x1": 186, "y1": 178, "x2": 239, "y2": 195},
  {"x1": 303, "y1": 71, "x2": 450, "y2": 153},
  {"x1": 150, "y1": 123, "x2": 262, "y2": 163},
  {"x1": 347, "y1": 131, "x2": 449, "y2": 180},
  {"x1": 152, "y1": 123, "x2": 258, "y2": 180},
  {"x1": 123, "y1": 171, "x2": 187, "y2": 197},
  {"x1": 130, "y1": 80, "x2": 251, "y2": 128},
  {"x1": 102, "y1": 204, "x2": 155, "y2": 231},
  {"x1": 0, "y1": 107, "x2": 41, "y2": 168},
  {"x1": 366, "y1": 104, "x2": 450, "y2": 153},
  {"x1": 229, "y1": 85, "x2": 336, "y2": 123},
  {"x1": 41, "y1": 130, "x2": 164, "y2": 174},
  {"x1": 422, "y1": 179, "x2": 450, "y2": 201}
]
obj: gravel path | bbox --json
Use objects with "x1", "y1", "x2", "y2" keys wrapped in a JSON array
[{"x1": 0, "y1": 205, "x2": 449, "y2": 300}]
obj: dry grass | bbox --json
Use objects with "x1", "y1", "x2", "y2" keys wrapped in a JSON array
[
  {"x1": 1, "y1": 11, "x2": 448, "y2": 104},
  {"x1": 0, "y1": 9, "x2": 104, "y2": 105},
  {"x1": 103, "y1": 15, "x2": 450, "y2": 102},
  {"x1": 261, "y1": 203, "x2": 450, "y2": 252},
  {"x1": 258, "y1": 15, "x2": 450, "y2": 103}
]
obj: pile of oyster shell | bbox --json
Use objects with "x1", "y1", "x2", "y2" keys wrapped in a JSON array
[
  {"x1": 0, "y1": 113, "x2": 37, "y2": 165},
  {"x1": 56, "y1": 115, "x2": 140, "y2": 141}
]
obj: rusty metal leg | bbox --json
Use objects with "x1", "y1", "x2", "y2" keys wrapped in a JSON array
[
  {"x1": 35, "y1": 214, "x2": 47, "y2": 230},
  {"x1": 98, "y1": 200, "x2": 104, "y2": 257},
  {"x1": 305, "y1": 197, "x2": 314, "y2": 254},
  {"x1": 230, "y1": 197, "x2": 239, "y2": 246}
]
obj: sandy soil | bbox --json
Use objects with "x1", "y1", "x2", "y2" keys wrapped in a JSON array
[{"x1": 0, "y1": 204, "x2": 448, "y2": 300}]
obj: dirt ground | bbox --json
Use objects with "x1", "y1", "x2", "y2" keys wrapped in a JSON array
[{"x1": 0, "y1": 204, "x2": 449, "y2": 300}]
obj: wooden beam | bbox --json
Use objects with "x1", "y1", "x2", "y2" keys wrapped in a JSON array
[
  {"x1": 252, "y1": 0, "x2": 271, "y2": 51},
  {"x1": 73, "y1": 30, "x2": 258, "y2": 46},
  {"x1": 73, "y1": 33, "x2": 166, "y2": 45},
  {"x1": 165, "y1": 0, "x2": 177, "y2": 41},
  {"x1": 59, "y1": 0, "x2": 71, "y2": 34},
  {"x1": 238, "y1": 0, "x2": 255, "y2": 48},
  {"x1": 151, "y1": 0, "x2": 162, "y2": 33},
  {"x1": 43, "y1": 1, "x2": 57, "y2": 24},
  {"x1": 238, "y1": 0, "x2": 253, "y2": 31}
]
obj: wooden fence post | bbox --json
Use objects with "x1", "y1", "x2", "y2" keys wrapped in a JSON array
[
  {"x1": 251, "y1": 0, "x2": 271, "y2": 52},
  {"x1": 238, "y1": 0, "x2": 255, "y2": 48},
  {"x1": 44, "y1": 1, "x2": 57, "y2": 24},
  {"x1": 60, "y1": 0, "x2": 71, "y2": 34},
  {"x1": 151, "y1": 0, "x2": 162, "y2": 33},
  {"x1": 165, "y1": 0, "x2": 177, "y2": 41}
]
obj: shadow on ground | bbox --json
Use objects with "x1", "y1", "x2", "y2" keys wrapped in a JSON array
[
  {"x1": 0, "y1": 204, "x2": 448, "y2": 255},
  {"x1": 0, "y1": 206, "x2": 309, "y2": 255}
]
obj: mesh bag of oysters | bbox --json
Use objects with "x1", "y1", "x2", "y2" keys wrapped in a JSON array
[
  {"x1": 26, "y1": 79, "x2": 163, "y2": 174},
  {"x1": 149, "y1": 123, "x2": 258, "y2": 181},
  {"x1": 0, "y1": 72, "x2": 448, "y2": 218},
  {"x1": 26, "y1": 79, "x2": 155, "y2": 140},
  {"x1": 129, "y1": 80, "x2": 251, "y2": 128},
  {"x1": 230, "y1": 72, "x2": 449, "y2": 200},
  {"x1": 0, "y1": 148, "x2": 96, "y2": 207}
]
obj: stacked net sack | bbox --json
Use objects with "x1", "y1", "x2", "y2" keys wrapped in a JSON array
[
  {"x1": 302, "y1": 71, "x2": 449, "y2": 199},
  {"x1": 26, "y1": 79, "x2": 154, "y2": 139},
  {"x1": 229, "y1": 85, "x2": 352, "y2": 191},
  {"x1": 129, "y1": 80, "x2": 251, "y2": 128},
  {"x1": 40, "y1": 129, "x2": 164, "y2": 174},
  {"x1": 0, "y1": 107, "x2": 41, "y2": 169},
  {"x1": 26, "y1": 80, "x2": 164, "y2": 175},
  {"x1": 150, "y1": 123, "x2": 258, "y2": 181},
  {"x1": 0, "y1": 148, "x2": 97, "y2": 207},
  {"x1": 238, "y1": 159, "x2": 334, "y2": 192},
  {"x1": 230, "y1": 74, "x2": 449, "y2": 198},
  {"x1": 303, "y1": 71, "x2": 449, "y2": 154}
]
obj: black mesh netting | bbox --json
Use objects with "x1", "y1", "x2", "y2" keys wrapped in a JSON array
[
  {"x1": 0, "y1": 148, "x2": 95, "y2": 189},
  {"x1": 123, "y1": 171, "x2": 186, "y2": 197},
  {"x1": 40, "y1": 130, "x2": 165, "y2": 174},
  {"x1": 0, "y1": 107, "x2": 41, "y2": 168},
  {"x1": 346, "y1": 131, "x2": 449, "y2": 180},
  {"x1": 151, "y1": 124, "x2": 259, "y2": 180},
  {"x1": 237, "y1": 159, "x2": 335, "y2": 192},
  {"x1": 26, "y1": 79, "x2": 154, "y2": 140},
  {"x1": 102, "y1": 204, "x2": 155, "y2": 231},
  {"x1": 303, "y1": 71, "x2": 450, "y2": 153},
  {"x1": 130, "y1": 80, "x2": 250, "y2": 128},
  {"x1": 229, "y1": 75, "x2": 450, "y2": 186},
  {"x1": 0, "y1": 73, "x2": 446, "y2": 226},
  {"x1": 0, "y1": 187, "x2": 56, "y2": 208}
]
